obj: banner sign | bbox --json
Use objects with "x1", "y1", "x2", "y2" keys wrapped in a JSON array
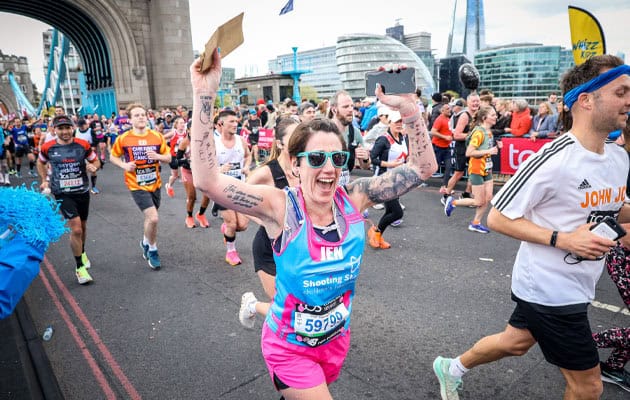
[
  {"x1": 500, "y1": 137, "x2": 552, "y2": 175},
  {"x1": 568, "y1": 6, "x2": 606, "y2": 65}
]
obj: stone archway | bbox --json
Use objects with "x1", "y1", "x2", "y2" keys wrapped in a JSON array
[{"x1": 1, "y1": 0, "x2": 193, "y2": 109}]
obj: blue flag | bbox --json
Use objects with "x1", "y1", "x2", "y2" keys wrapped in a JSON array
[{"x1": 279, "y1": 0, "x2": 294, "y2": 15}]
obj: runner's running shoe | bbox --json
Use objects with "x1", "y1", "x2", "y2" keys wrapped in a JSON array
[
  {"x1": 239, "y1": 292, "x2": 257, "y2": 329},
  {"x1": 15, "y1": 172, "x2": 22, "y2": 178},
  {"x1": 390, "y1": 219, "x2": 403, "y2": 227},
  {"x1": 433, "y1": 356, "x2": 462, "y2": 400},
  {"x1": 372, "y1": 203, "x2": 384, "y2": 210},
  {"x1": 600, "y1": 362, "x2": 630, "y2": 392},
  {"x1": 444, "y1": 196, "x2": 455, "y2": 217},
  {"x1": 225, "y1": 249, "x2": 242, "y2": 266},
  {"x1": 29, "y1": 170, "x2": 38, "y2": 177},
  {"x1": 468, "y1": 223, "x2": 490, "y2": 234},
  {"x1": 362, "y1": 209, "x2": 369, "y2": 219},
  {"x1": 75, "y1": 266, "x2": 93, "y2": 285},
  {"x1": 165, "y1": 183, "x2": 174, "y2": 198},
  {"x1": 147, "y1": 249, "x2": 161, "y2": 269},
  {"x1": 185, "y1": 216, "x2": 196, "y2": 229},
  {"x1": 195, "y1": 212, "x2": 210, "y2": 228},
  {"x1": 367, "y1": 226, "x2": 380, "y2": 248},
  {"x1": 90, "y1": 186, "x2": 100, "y2": 194},
  {"x1": 81, "y1": 252, "x2": 91, "y2": 269},
  {"x1": 140, "y1": 241, "x2": 149, "y2": 260}
]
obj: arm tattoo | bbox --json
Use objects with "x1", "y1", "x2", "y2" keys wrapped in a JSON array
[
  {"x1": 199, "y1": 95, "x2": 213, "y2": 124},
  {"x1": 223, "y1": 184, "x2": 263, "y2": 209},
  {"x1": 346, "y1": 166, "x2": 422, "y2": 204},
  {"x1": 194, "y1": 131, "x2": 216, "y2": 169}
]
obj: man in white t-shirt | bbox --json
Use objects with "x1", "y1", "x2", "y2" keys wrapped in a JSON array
[{"x1": 433, "y1": 55, "x2": 630, "y2": 400}]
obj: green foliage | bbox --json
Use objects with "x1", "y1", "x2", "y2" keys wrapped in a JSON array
[{"x1": 299, "y1": 85, "x2": 319, "y2": 103}]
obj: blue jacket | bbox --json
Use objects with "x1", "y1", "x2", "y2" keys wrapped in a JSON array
[{"x1": 529, "y1": 114, "x2": 556, "y2": 138}]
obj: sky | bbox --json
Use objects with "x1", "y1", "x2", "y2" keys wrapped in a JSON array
[{"x1": 0, "y1": 0, "x2": 628, "y2": 91}]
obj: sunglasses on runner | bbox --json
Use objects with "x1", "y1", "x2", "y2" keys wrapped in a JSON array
[{"x1": 297, "y1": 151, "x2": 350, "y2": 169}]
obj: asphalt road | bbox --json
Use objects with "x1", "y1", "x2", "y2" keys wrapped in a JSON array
[{"x1": 19, "y1": 166, "x2": 629, "y2": 400}]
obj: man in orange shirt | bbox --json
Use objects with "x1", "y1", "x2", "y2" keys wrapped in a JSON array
[
  {"x1": 110, "y1": 103, "x2": 171, "y2": 269},
  {"x1": 430, "y1": 103, "x2": 453, "y2": 203}
]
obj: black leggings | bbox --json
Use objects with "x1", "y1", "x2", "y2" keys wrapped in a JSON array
[{"x1": 377, "y1": 198, "x2": 403, "y2": 233}]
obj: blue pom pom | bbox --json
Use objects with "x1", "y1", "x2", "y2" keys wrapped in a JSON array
[{"x1": 0, "y1": 185, "x2": 68, "y2": 251}]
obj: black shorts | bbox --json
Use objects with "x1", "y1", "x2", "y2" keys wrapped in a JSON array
[
  {"x1": 453, "y1": 142, "x2": 468, "y2": 172},
  {"x1": 249, "y1": 134, "x2": 259, "y2": 146},
  {"x1": 508, "y1": 294, "x2": 598, "y2": 371},
  {"x1": 131, "y1": 189, "x2": 161, "y2": 211},
  {"x1": 252, "y1": 226, "x2": 277, "y2": 276},
  {"x1": 93, "y1": 137, "x2": 106, "y2": 144},
  {"x1": 55, "y1": 192, "x2": 90, "y2": 221},
  {"x1": 169, "y1": 156, "x2": 179, "y2": 170},
  {"x1": 14, "y1": 146, "x2": 32, "y2": 158}
]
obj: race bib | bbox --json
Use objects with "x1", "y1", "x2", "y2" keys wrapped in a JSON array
[
  {"x1": 485, "y1": 157, "x2": 493, "y2": 172},
  {"x1": 59, "y1": 178, "x2": 83, "y2": 189},
  {"x1": 294, "y1": 295, "x2": 349, "y2": 347},
  {"x1": 136, "y1": 165, "x2": 158, "y2": 186},
  {"x1": 223, "y1": 162, "x2": 242, "y2": 180}
]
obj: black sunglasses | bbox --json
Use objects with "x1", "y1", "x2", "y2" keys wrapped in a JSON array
[{"x1": 297, "y1": 151, "x2": 350, "y2": 169}]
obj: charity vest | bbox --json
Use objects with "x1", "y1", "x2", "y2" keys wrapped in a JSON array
[{"x1": 265, "y1": 186, "x2": 365, "y2": 347}]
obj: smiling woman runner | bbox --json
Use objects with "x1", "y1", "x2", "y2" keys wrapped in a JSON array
[{"x1": 189, "y1": 50, "x2": 437, "y2": 400}]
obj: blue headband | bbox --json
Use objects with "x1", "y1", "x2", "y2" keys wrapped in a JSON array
[{"x1": 563, "y1": 64, "x2": 630, "y2": 110}]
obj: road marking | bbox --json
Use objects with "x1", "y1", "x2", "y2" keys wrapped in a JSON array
[
  {"x1": 38, "y1": 266, "x2": 117, "y2": 399},
  {"x1": 42, "y1": 257, "x2": 142, "y2": 399},
  {"x1": 591, "y1": 300, "x2": 630, "y2": 315}
]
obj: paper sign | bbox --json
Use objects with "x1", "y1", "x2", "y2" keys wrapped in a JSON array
[{"x1": 199, "y1": 12, "x2": 244, "y2": 73}]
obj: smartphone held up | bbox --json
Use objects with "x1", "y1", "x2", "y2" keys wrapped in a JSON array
[{"x1": 365, "y1": 67, "x2": 416, "y2": 95}]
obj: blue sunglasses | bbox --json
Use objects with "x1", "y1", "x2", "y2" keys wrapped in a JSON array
[{"x1": 297, "y1": 151, "x2": 350, "y2": 168}]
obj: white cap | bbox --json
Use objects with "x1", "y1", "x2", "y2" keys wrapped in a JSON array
[{"x1": 388, "y1": 110, "x2": 402, "y2": 122}]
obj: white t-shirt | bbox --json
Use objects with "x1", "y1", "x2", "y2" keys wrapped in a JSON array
[
  {"x1": 492, "y1": 133, "x2": 628, "y2": 307},
  {"x1": 75, "y1": 128, "x2": 92, "y2": 144}
]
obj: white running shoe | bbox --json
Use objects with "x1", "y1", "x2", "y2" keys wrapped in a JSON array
[{"x1": 239, "y1": 292, "x2": 257, "y2": 329}]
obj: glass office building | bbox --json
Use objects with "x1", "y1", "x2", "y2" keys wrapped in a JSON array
[
  {"x1": 268, "y1": 46, "x2": 342, "y2": 100},
  {"x1": 474, "y1": 43, "x2": 574, "y2": 104},
  {"x1": 448, "y1": 0, "x2": 486, "y2": 62},
  {"x1": 336, "y1": 34, "x2": 435, "y2": 99}
]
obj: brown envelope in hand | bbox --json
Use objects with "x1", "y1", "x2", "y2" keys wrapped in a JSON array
[{"x1": 198, "y1": 12, "x2": 244, "y2": 73}]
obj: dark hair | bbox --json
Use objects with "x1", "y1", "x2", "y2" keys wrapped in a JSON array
[
  {"x1": 217, "y1": 109, "x2": 237, "y2": 120},
  {"x1": 287, "y1": 118, "x2": 346, "y2": 164},
  {"x1": 560, "y1": 54, "x2": 624, "y2": 95},
  {"x1": 286, "y1": 100, "x2": 298, "y2": 108}
]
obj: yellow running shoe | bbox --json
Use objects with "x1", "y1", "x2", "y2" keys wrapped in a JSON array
[
  {"x1": 81, "y1": 252, "x2": 91, "y2": 269},
  {"x1": 75, "y1": 266, "x2": 93, "y2": 285}
]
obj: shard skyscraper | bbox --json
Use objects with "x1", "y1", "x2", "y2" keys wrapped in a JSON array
[{"x1": 447, "y1": 0, "x2": 486, "y2": 61}]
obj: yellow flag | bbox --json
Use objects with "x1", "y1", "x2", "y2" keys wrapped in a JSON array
[{"x1": 568, "y1": 6, "x2": 606, "y2": 65}]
